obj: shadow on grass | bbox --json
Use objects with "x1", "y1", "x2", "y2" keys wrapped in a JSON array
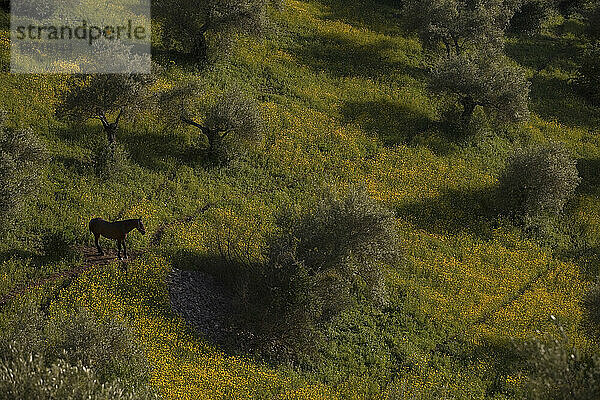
[
  {"x1": 528, "y1": 74, "x2": 600, "y2": 129},
  {"x1": 170, "y1": 249, "x2": 269, "y2": 357},
  {"x1": 53, "y1": 125, "x2": 91, "y2": 144},
  {"x1": 316, "y1": 0, "x2": 405, "y2": 36},
  {"x1": 577, "y1": 157, "x2": 600, "y2": 196},
  {"x1": 152, "y1": 47, "x2": 207, "y2": 71},
  {"x1": 290, "y1": 30, "x2": 421, "y2": 80},
  {"x1": 505, "y1": 34, "x2": 581, "y2": 73},
  {"x1": 395, "y1": 187, "x2": 497, "y2": 240},
  {"x1": 54, "y1": 155, "x2": 89, "y2": 176},
  {"x1": 341, "y1": 99, "x2": 434, "y2": 146},
  {"x1": 53, "y1": 122, "x2": 207, "y2": 172},
  {"x1": 0, "y1": 249, "x2": 43, "y2": 266},
  {"x1": 118, "y1": 127, "x2": 207, "y2": 172}
]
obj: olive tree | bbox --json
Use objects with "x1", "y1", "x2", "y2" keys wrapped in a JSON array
[
  {"x1": 431, "y1": 50, "x2": 531, "y2": 125},
  {"x1": 525, "y1": 332, "x2": 600, "y2": 400},
  {"x1": 575, "y1": 42, "x2": 600, "y2": 105},
  {"x1": 509, "y1": 0, "x2": 555, "y2": 35},
  {"x1": 583, "y1": 281, "x2": 600, "y2": 341},
  {"x1": 497, "y1": 143, "x2": 580, "y2": 219},
  {"x1": 55, "y1": 73, "x2": 156, "y2": 144},
  {"x1": 585, "y1": 2, "x2": 600, "y2": 41},
  {"x1": 403, "y1": 0, "x2": 519, "y2": 56},
  {"x1": 154, "y1": 0, "x2": 274, "y2": 60},
  {"x1": 159, "y1": 85, "x2": 263, "y2": 165},
  {"x1": 242, "y1": 186, "x2": 401, "y2": 356}
]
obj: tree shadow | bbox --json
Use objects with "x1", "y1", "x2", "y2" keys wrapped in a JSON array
[
  {"x1": 118, "y1": 126, "x2": 206, "y2": 171},
  {"x1": 289, "y1": 30, "x2": 420, "y2": 80},
  {"x1": 395, "y1": 187, "x2": 497, "y2": 240},
  {"x1": 316, "y1": 0, "x2": 405, "y2": 37},
  {"x1": 341, "y1": 99, "x2": 435, "y2": 147},
  {"x1": 53, "y1": 125, "x2": 92, "y2": 144},
  {"x1": 577, "y1": 157, "x2": 600, "y2": 196},
  {"x1": 152, "y1": 47, "x2": 207, "y2": 71},
  {"x1": 505, "y1": 34, "x2": 581, "y2": 73},
  {"x1": 527, "y1": 73, "x2": 600, "y2": 130},
  {"x1": 54, "y1": 155, "x2": 90, "y2": 176},
  {"x1": 170, "y1": 249, "x2": 267, "y2": 357}
]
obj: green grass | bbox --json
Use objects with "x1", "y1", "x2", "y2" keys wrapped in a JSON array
[{"x1": 1, "y1": 0, "x2": 600, "y2": 398}]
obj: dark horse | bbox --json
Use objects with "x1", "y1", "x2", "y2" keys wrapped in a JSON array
[{"x1": 89, "y1": 218, "x2": 146, "y2": 260}]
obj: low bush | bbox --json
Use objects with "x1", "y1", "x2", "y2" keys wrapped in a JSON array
[
  {"x1": 497, "y1": 143, "x2": 580, "y2": 220},
  {"x1": 525, "y1": 332, "x2": 600, "y2": 399},
  {"x1": 583, "y1": 281, "x2": 600, "y2": 341},
  {"x1": 40, "y1": 230, "x2": 79, "y2": 261},
  {"x1": 92, "y1": 141, "x2": 130, "y2": 179},
  {"x1": 230, "y1": 186, "x2": 401, "y2": 359},
  {"x1": 0, "y1": 115, "x2": 47, "y2": 235},
  {"x1": 575, "y1": 42, "x2": 600, "y2": 106},
  {"x1": 0, "y1": 353, "x2": 154, "y2": 400},
  {"x1": 0, "y1": 303, "x2": 156, "y2": 399}
]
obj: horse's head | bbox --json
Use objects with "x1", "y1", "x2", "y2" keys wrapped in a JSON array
[{"x1": 137, "y1": 218, "x2": 146, "y2": 235}]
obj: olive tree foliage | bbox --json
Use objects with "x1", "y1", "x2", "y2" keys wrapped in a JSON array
[
  {"x1": 405, "y1": 0, "x2": 531, "y2": 127},
  {"x1": 234, "y1": 187, "x2": 401, "y2": 357},
  {"x1": 0, "y1": 113, "x2": 47, "y2": 235},
  {"x1": 154, "y1": 0, "x2": 277, "y2": 60},
  {"x1": 0, "y1": 304, "x2": 157, "y2": 400},
  {"x1": 431, "y1": 50, "x2": 531, "y2": 124},
  {"x1": 525, "y1": 332, "x2": 600, "y2": 400},
  {"x1": 55, "y1": 74, "x2": 156, "y2": 144},
  {"x1": 159, "y1": 84, "x2": 263, "y2": 165},
  {"x1": 583, "y1": 281, "x2": 600, "y2": 341},
  {"x1": 585, "y1": 1, "x2": 600, "y2": 41},
  {"x1": 403, "y1": 0, "x2": 519, "y2": 56},
  {"x1": 575, "y1": 42, "x2": 600, "y2": 105},
  {"x1": 509, "y1": 0, "x2": 555, "y2": 35},
  {"x1": 497, "y1": 143, "x2": 580, "y2": 219}
]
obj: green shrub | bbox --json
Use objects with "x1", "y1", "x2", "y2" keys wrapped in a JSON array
[
  {"x1": 509, "y1": 0, "x2": 554, "y2": 35},
  {"x1": 0, "y1": 304, "x2": 155, "y2": 398},
  {"x1": 497, "y1": 143, "x2": 580, "y2": 219},
  {"x1": 0, "y1": 116, "x2": 47, "y2": 235},
  {"x1": 525, "y1": 332, "x2": 600, "y2": 399},
  {"x1": 583, "y1": 281, "x2": 600, "y2": 341},
  {"x1": 234, "y1": 186, "x2": 400, "y2": 358},
  {"x1": 575, "y1": 42, "x2": 600, "y2": 105},
  {"x1": 92, "y1": 141, "x2": 130, "y2": 179},
  {"x1": 0, "y1": 352, "x2": 156, "y2": 400},
  {"x1": 431, "y1": 50, "x2": 530, "y2": 127},
  {"x1": 44, "y1": 308, "x2": 151, "y2": 385}
]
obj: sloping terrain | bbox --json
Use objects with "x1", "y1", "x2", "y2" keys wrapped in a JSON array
[{"x1": 1, "y1": 1, "x2": 599, "y2": 399}]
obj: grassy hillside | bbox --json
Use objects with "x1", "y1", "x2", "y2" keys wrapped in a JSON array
[{"x1": 1, "y1": 0, "x2": 600, "y2": 399}]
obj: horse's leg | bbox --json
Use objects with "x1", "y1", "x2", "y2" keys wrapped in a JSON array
[
  {"x1": 95, "y1": 234, "x2": 104, "y2": 256},
  {"x1": 117, "y1": 240, "x2": 122, "y2": 260},
  {"x1": 122, "y1": 240, "x2": 128, "y2": 259}
]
